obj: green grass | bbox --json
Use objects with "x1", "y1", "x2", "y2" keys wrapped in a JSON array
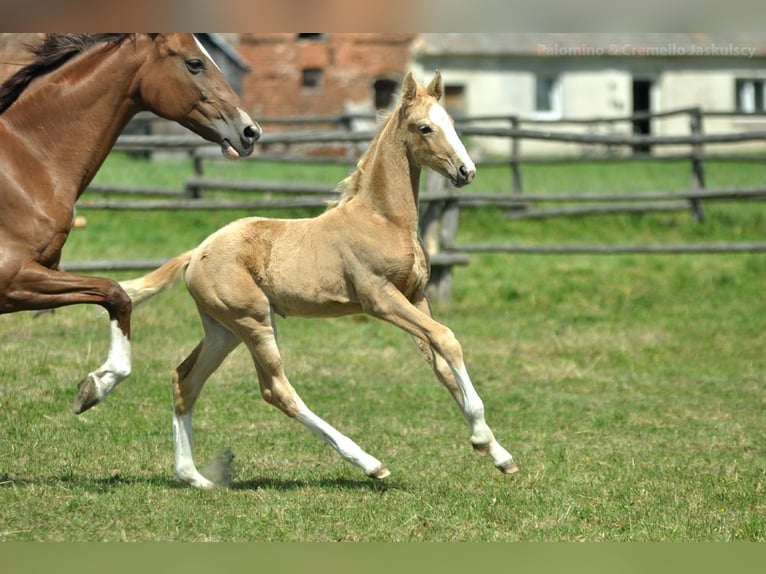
[{"x1": 1, "y1": 153, "x2": 764, "y2": 541}]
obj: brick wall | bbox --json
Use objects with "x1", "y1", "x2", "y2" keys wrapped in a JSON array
[{"x1": 238, "y1": 33, "x2": 416, "y2": 124}]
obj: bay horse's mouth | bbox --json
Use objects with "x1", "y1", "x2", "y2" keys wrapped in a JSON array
[
  {"x1": 222, "y1": 140, "x2": 241, "y2": 160},
  {"x1": 220, "y1": 123, "x2": 261, "y2": 160}
]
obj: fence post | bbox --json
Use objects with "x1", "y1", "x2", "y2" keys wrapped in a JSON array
[
  {"x1": 510, "y1": 115, "x2": 523, "y2": 194},
  {"x1": 689, "y1": 108, "x2": 706, "y2": 222},
  {"x1": 185, "y1": 149, "x2": 205, "y2": 199},
  {"x1": 421, "y1": 170, "x2": 461, "y2": 301}
]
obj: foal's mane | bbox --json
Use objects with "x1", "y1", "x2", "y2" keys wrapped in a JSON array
[
  {"x1": 329, "y1": 107, "x2": 402, "y2": 209},
  {"x1": 0, "y1": 33, "x2": 145, "y2": 115}
]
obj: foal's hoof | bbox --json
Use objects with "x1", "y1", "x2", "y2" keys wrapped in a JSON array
[
  {"x1": 367, "y1": 465, "x2": 391, "y2": 480},
  {"x1": 72, "y1": 374, "x2": 102, "y2": 414},
  {"x1": 496, "y1": 460, "x2": 520, "y2": 475}
]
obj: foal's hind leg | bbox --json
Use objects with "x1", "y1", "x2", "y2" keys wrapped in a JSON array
[
  {"x1": 367, "y1": 288, "x2": 517, "y2": 474},
  {"x1": 171, "y1": 311, "x2": 241, "y2": 489},
  {"x1": 234, "y1": 310, "x2": 389, "y2": 479}
]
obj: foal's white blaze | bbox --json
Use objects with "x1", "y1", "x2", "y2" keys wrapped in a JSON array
[
  {"x1": 428, "y1": 102, "x2": 476, "y2": 172},
  {"x1": 193, "y1": 35, "x2": 222, "y2": 72}
]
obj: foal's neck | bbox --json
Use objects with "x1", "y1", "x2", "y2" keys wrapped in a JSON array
[{"x1": 354, "y1": 112, "x2": 421, "y2": 229}]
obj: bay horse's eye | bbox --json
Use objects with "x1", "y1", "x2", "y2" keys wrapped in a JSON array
[
  {"x1": 418, "y1": 125, "x2": 433, "y2": 135},
  {"x1": 185, "y1": 58, "x2": 205, "y2": 74}
]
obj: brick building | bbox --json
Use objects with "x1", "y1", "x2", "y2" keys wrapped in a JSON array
[{"x1": 237, "y1": 33, "x2": 417, "y2": 122}]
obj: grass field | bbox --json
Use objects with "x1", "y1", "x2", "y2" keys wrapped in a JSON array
[{"x1": 1, "y1": 152, "x2": 764, "y2": 541}]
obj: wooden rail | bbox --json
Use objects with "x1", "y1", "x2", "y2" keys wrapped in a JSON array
[{"x1": 68, "y1": 107, "x2": 766, "y2": 299}]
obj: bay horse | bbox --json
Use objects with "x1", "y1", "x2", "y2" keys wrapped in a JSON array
[
  {"x1": 121, "y1": 71, "x2": 517, "y2": 488},
  {"x1": 0, "y1": 34, "x2": 260, "y2": 414}
]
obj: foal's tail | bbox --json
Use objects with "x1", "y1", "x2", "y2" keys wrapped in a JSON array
[{"x1": 120, "y1": 250, "x2": 195, "y2": 306}]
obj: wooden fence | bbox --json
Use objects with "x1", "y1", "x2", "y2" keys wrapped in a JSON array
[{"x1": 66, "y1": 107, "x2": 766, "y2": 299}]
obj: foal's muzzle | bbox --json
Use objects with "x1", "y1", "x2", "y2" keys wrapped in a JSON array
[{"x1": 453, "y1": 163, "x2": 476, "y2": 187}]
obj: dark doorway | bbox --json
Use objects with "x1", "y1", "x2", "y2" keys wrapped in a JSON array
[
  {"x1": 632, "y1": 78, "x2": 653, "y2": 154},
  {"x1": 374, "y1": 78, "x2": 398, "y2": 110}
]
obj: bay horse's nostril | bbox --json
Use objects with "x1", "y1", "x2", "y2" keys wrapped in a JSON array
[{"x1": 244, "y1": 123, "x2": 261, "y2": 143}]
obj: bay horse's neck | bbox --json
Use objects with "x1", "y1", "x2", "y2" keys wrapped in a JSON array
[
  {"x1": 3, "y1": 39, "x2": 145, "y2": 200},
  {"x1": 353, "y1": 111, "x2": 421, "y2": 229}
]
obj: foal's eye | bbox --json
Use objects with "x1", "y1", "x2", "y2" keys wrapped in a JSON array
[
  {"x1": 185, "y1": 58, "x2": 205, "y2": 74},
  {"x1": 419, "y1": 125, "x2": 433, "y2": 135}
]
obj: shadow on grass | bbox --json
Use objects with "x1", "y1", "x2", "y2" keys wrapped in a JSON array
[
  {"x1": 0, "y1": 471, "x2": 400, "y2": 493},
  {"x1": 230, "y1": 476, "x2": 396, "y2": 493},
  {"x1": 0, "y1": 472, "x2": 182, "y2": 491}
]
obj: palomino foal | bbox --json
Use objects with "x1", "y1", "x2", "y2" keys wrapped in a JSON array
[{"x1": 122, "y1": 71, "x2": 517, "y2": 488}]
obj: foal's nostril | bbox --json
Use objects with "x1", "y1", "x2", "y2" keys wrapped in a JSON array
[{"x1": 459, "y1": 164, "x2": 468, "y2": 178}]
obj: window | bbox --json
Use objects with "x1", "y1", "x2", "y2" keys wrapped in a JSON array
[
  {"x1": 297, "y1": 33, "x2": 325, "y2": 41},
  {"x1": 444, "y1": 85, "x2": 466, "y2": 116},
  {"x1": 373, "y1": 78, "x2": 398, "y2": 110},
  {"x1": 301, "y1": 68, "x2": 323, "y2": 89},
  {"x1": 736, "y1": 78, "x2": 766, "y2": 113},
  {"x1": 535, "y1": 75, "x2": 561, "y2": 117}
]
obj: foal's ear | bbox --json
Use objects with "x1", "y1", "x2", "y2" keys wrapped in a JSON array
[
  {"x1": 426, "y1": 70, "x2": 443, "y2": 101},
  {"x1": 401, "y1": 72, "x2": 418, "y2": 104}
]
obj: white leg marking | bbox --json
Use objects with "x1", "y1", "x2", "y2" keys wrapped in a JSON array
[
  {"x1": 293, "y1": 398, "x2": 387, "y2": 477},
  {"x1": 87, "y1": 320, "x2": 132, "y2": 401},
  {"x1": 452, "y1": 365, "x2": 492, "y2": 443},
  {"x1": 452, "y1": 365, "x2": 515, "y2": 469},
  {"x1": 173, "y1": 411, "x2": 216, "y2": 490}
]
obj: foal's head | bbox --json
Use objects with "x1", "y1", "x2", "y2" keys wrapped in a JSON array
[
  {"x1": 400, "y1": 71, "x2": 476, "y2": 187},
  {"x1": 135, "y1": 34, "x2": 260, "y2": 159}
]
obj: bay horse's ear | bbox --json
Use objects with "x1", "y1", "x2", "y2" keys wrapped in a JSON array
[
  {"x1": 401, "y1": 72, "x2": 418, "y2": 105},
  {"x1": 151, "y1": 33, "x2": 172, "y2": 56},
  {"x1": 426, "y1": 70, "x2": 443, "y2": 101}
]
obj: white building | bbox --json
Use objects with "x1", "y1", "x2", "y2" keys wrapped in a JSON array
[{"x1": 410, "y1": 33, "x2": 766, "y2": 156}]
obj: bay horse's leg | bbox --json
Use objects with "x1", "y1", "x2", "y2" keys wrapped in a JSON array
[
  {"x1": 364, "y1": 287, "x2": 517, "y2": 474},
  {"x1": 171, "y1": 311, "x2": 241, "y2": 489},
  {"x1": 1, "y1": 261, "x2": 132, "y2": 414},
  {"x1": 234, "y1": 310, "x2": 390, "y2": 479}
]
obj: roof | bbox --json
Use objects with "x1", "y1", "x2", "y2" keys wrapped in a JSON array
[
  {"x1": 413, "y1": 33, "x2": 766, "y2": 58},
  {"x1": 197, "y1": 33, "x2": 250, "y2": 71}
]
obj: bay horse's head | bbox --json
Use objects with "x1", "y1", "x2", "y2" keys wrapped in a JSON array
[
  {"x1": 400, "y1": 70, "x2": 476, "y2": 187},
  {"x1": 136, "y1": 34, "x2": 260, "y2": 159}
]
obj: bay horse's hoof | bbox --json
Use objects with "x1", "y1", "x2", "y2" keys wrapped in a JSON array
[
  {"x1": 496, "y1": 460, "x2": 520, "y2": 475},
  {"x1": 72, "y1": 374, "x2": 102, "y2": 414},
  {"x1": 367, "y1": 465, "x2": 391, "y2": 480}
]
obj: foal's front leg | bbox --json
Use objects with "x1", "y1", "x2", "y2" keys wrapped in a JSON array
[{"x1": 369, "y1": 287, "x2": 517, "y2": 474}]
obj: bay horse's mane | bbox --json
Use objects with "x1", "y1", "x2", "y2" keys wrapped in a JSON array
[{"x1": 0, "y1": 33, "x2": 149, "y2": 115}]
